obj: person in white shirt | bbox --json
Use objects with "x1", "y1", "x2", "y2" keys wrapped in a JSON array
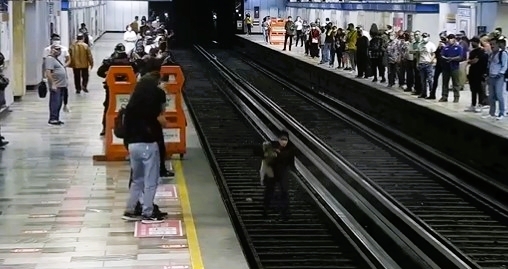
[
  {"x1": 43, "y1": 34, "x2": 71, "y2": 112},
  {"x1": 124, "y1": 25, "x2": 138, "y2": 54},
  {"x1": 294, "y1": 16, "x2": 304, "y2": 47},
  {"x1": 417, "y1": 32, "x2": 437, "y2": 98}
]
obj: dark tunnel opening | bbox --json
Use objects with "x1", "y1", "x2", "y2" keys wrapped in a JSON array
[{"x1": 148, "y1": 0, "x2": 235, "y2": 48}]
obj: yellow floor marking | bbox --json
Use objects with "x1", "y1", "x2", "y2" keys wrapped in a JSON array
[{"x1": 174, "y1": 160, "x2": 205, "y2": 269}]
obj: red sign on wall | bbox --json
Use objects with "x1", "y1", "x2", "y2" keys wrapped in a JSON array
[{"x1": 134, "y1": 220, "x2": 183, "y2": 238}]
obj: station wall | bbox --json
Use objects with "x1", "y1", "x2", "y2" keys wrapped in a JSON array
[
  {"x1": 244, "y1": 0, "x2": 286, "y2": 33},
  {"x1": 105, "y1": 1, "x2": 148, "y2": 32}
]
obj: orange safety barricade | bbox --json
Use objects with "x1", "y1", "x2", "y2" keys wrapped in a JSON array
[
  {"x1": 269, "y1": 18, "x2": 286, "y2": 45},
  {"x1": 93, "y1": 66, "x2": 137, "y2": 162},
  {"x1": 159, "y1": 65, "x2": 186, "y2": 159}
]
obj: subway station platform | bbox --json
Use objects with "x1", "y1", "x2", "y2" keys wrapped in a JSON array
[
  {"x1": 0, "y1": 33, "x2": 249, "y2": 269},
  {"x1": 238, "y1": 34, "x2": 508, "y2": 138}
]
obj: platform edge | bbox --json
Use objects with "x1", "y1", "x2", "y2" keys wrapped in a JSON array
[{"x1": 174, "y1": 159, "x2": 205, "y2": 269}]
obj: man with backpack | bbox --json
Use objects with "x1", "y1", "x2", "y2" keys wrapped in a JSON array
[
  {"x1": 483, "y1": 37, "x2": 507, "y2": 120},
  {"x1": 122, "y1": 58, "x2": 168, "y2": 223}
]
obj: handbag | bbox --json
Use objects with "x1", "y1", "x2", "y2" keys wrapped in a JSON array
[{"x1": 38, "y1": 81, "x2": 48, "y2": 98}]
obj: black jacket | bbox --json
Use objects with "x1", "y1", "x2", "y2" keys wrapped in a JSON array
[
  {"x1": 97, "y1": 53, "x2": 137, "y2": 79},
  {"x1": 253, "y1": 140, "x2": 296, "y2": 178}
]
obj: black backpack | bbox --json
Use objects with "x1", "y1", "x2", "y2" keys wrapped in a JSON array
[
  {"x1": 114, "y1": 107, "x2": 127, "y2": 138},
  {"x1": 497, "y1": 50, "x2": 508, "y2": 79}
]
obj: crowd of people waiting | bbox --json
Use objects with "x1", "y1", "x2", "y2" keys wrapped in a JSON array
[
  {"x1": 261, "y1": 16, "x2": 508, "y2": 121},
  {"x1": 41, "y1": 14, "x2": 177, "y2": 223}
]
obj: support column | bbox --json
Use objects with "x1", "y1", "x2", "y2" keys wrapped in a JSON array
[{"x1": 11, "y1": 0, "x2": 26, "y2": 99}]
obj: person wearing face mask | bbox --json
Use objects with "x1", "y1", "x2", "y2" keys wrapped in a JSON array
[
  {"x1": 465, "y1": 37, "x2": 488, "y2": 112},
  {"x1": 253, "y1": 130, "x2": 295, "y2": 222},
  {"x1": 408, "y1": 31, "x2": 423, "y2": 96},
  {"x1": 386, "y1": 32, "x2": 401, "y2": 87},
  {"x1": 308, "y1": 23, "x2": 320, "y2": 58},
  {"x1": 428, "y1": 36, "x2": 447, "y2": 99},
  {"x1": 43, "y1": 34, "x2": 71, "y2": 112},
  {"x1": 294, "y1": 16, "x2": 304, "y2": 47},
  {"x1": 45, "y1": 45, "x2": 69, "y2": 126},
  {"x1": 440, "y1": 34, "x2": 464, "y2": 103},
  {"x1": 356, "y1": 27, "x2": 370, "y2": 78},
  {"x1": 283, "y1": 16, "x2": 296, "y2": 51},
  {"x1": 416, "y1": 33, "x2": 437, "y2": 98},
  {"x1": 320, "y1": 23, "x2": 334, "y2": 65},
  {"x1": 151, "y1": 16, "x2": 160, "y2": 29},
  {"x1": 69, "y1": 34, "x2": 94, "y2": 94},
  {"x1": 97, "y1": 43, "x2": 138, "y2": 136},
  {"x1": 345, "y1": 23, "x2": 358, "y2": 72},
  {"x1": 482, "y1": 38, "x2": 507, "y2": 120},
  {"x1": 124, "y1": 25, "x2": 138, "y2": 54}
]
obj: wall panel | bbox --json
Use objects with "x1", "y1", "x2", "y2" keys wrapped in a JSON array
[{"x1": 105, "y1": 1, "x2": 148, "y2": 32}]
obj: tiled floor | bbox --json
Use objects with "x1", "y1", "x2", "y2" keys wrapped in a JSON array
[
  {"x1": 0, "y1": 34, "x2": 249, "y2": 269},
  {"x1": 239, "y1": 34, "x2": 508, "y2": 138}
]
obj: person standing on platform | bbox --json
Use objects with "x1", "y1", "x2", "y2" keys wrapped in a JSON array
[
  {"x1": 344, "y1": 23, "x2": 358, "y2": 72},
  {"x1": 97, "y1": 43, "x2": 137, "y2": 136},
  {"x1": 254, "y1": 130, "x2": 295, "y2": 222},
  {"x1": 440, "y1": 34, "x2": 463, "y2": 103},
  {"x1": 429, "y1": 35, "x2": 447, "y2": 100},
  {"x1": 465, "y1": 37, "x2": 488, "y2": 112},
  {"x1": 483, "y1": 37, "x2": 507, "y2": 120},
  {"x1": 408, "y1": 31, "x2": 422, "y2": 96},
  {"x1": 245, "y1": 14, "x2": 253, "y2": 35},
  {"x1": 386, "y1": 32, "x2": 401, "y2": 87},
  {"x1": 282, "y1": 16, "x2": 296, "y2": 52},
  {"x1": 45, "y1": 45, "x2": 69, "y2": 126},
  {"x1": 308, "y1": 23, "x2": 320, "y2": 59},
  {"x1": 122, "y1": 58, "x2": 168, "y2": 223},
  {"x1": 320, "y1": 23, "x2": 334, "y2": 65},
  {"x1": 294, "y1": 16, "x2": 304, "y2": 47},
  {"x1": 124, "y1": 25, "x2": 138, "y2": 53},
  {"x1": 416, "y1": 33, "x2": 437, "y2": 99},
  {"x1": 355, "y1": 28, "x2": 370, "y2": 79},
  {"x1": 368, "y1": 29, "x2": 386, "y2": 83},
  {"x1": 130, "y1": 16, "x2": 140, "y2": 34},
  {"x1": 43, "y1": 34, "x2": 70, "y2": 113},
  {"x1": 69, "y1": 33, "x2": 93, "y2": 94}
]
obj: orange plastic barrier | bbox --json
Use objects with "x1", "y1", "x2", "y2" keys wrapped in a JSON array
[
  {"x1": 93, "y1": 66, "x2": 137, "y2": 162},
  {"x1": 159, "y1": 66, "x2": 186, "y2": 159},
  {"x1": 269, "y1": 18, "x2": 286, "y2": 45}
]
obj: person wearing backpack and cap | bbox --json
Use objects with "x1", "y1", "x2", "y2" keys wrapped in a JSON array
[{"x1": 483, "y1": 37, "x2": 507, "y2": 120}]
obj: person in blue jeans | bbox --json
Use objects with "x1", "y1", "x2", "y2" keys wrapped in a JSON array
[
  {"x1": 44, "y1": 45, "x2": 68, "y2": 125},
  {"x1": 484, "y1": 38, "x2": 507, "y2": 120},
  {"x1": 122, "y1": 58, "x2": 168, "y2": 224},
  {"x1": 440, "y1": 34, "x2": 463, "y2": 103}
]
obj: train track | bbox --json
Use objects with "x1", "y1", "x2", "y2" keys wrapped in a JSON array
[
  {"x1": 205, "y1": 49, "x2": 508, "y2": 268},
  {"x1": 179, "y1": 49, "x2": 397, "y2": 269}
]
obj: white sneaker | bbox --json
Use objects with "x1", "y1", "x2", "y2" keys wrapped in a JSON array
[
  {"x1": 63, "y1": 105, "x2": 70, "y2": 113},
  {"x1": 482, "y1": 114, "x2": 495, "y2": 119},
  {"x1": 496, "y1": 115, "x2": 504, "y2": 120},
  {"x1": 474, "y1": 105, "x2": 482, "y2": 113}
]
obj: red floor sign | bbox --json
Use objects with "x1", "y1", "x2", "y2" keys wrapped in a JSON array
[{"x1": 134, "y1": 220, "x2": 184, "y2": 237}]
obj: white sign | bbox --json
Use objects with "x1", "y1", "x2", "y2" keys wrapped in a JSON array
[
  {"x1": 166, "y1": 94, "x2": 176, "y2": 112},
  {"x1": 115, "y1": 94, "x2": 130, "y2": 112},
  {"x1": 163, "y1": 128, "x2": 180, "y2": 143},
  {"x1": 148, "y1": 226, "x2": 178, "y2": 236}
]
